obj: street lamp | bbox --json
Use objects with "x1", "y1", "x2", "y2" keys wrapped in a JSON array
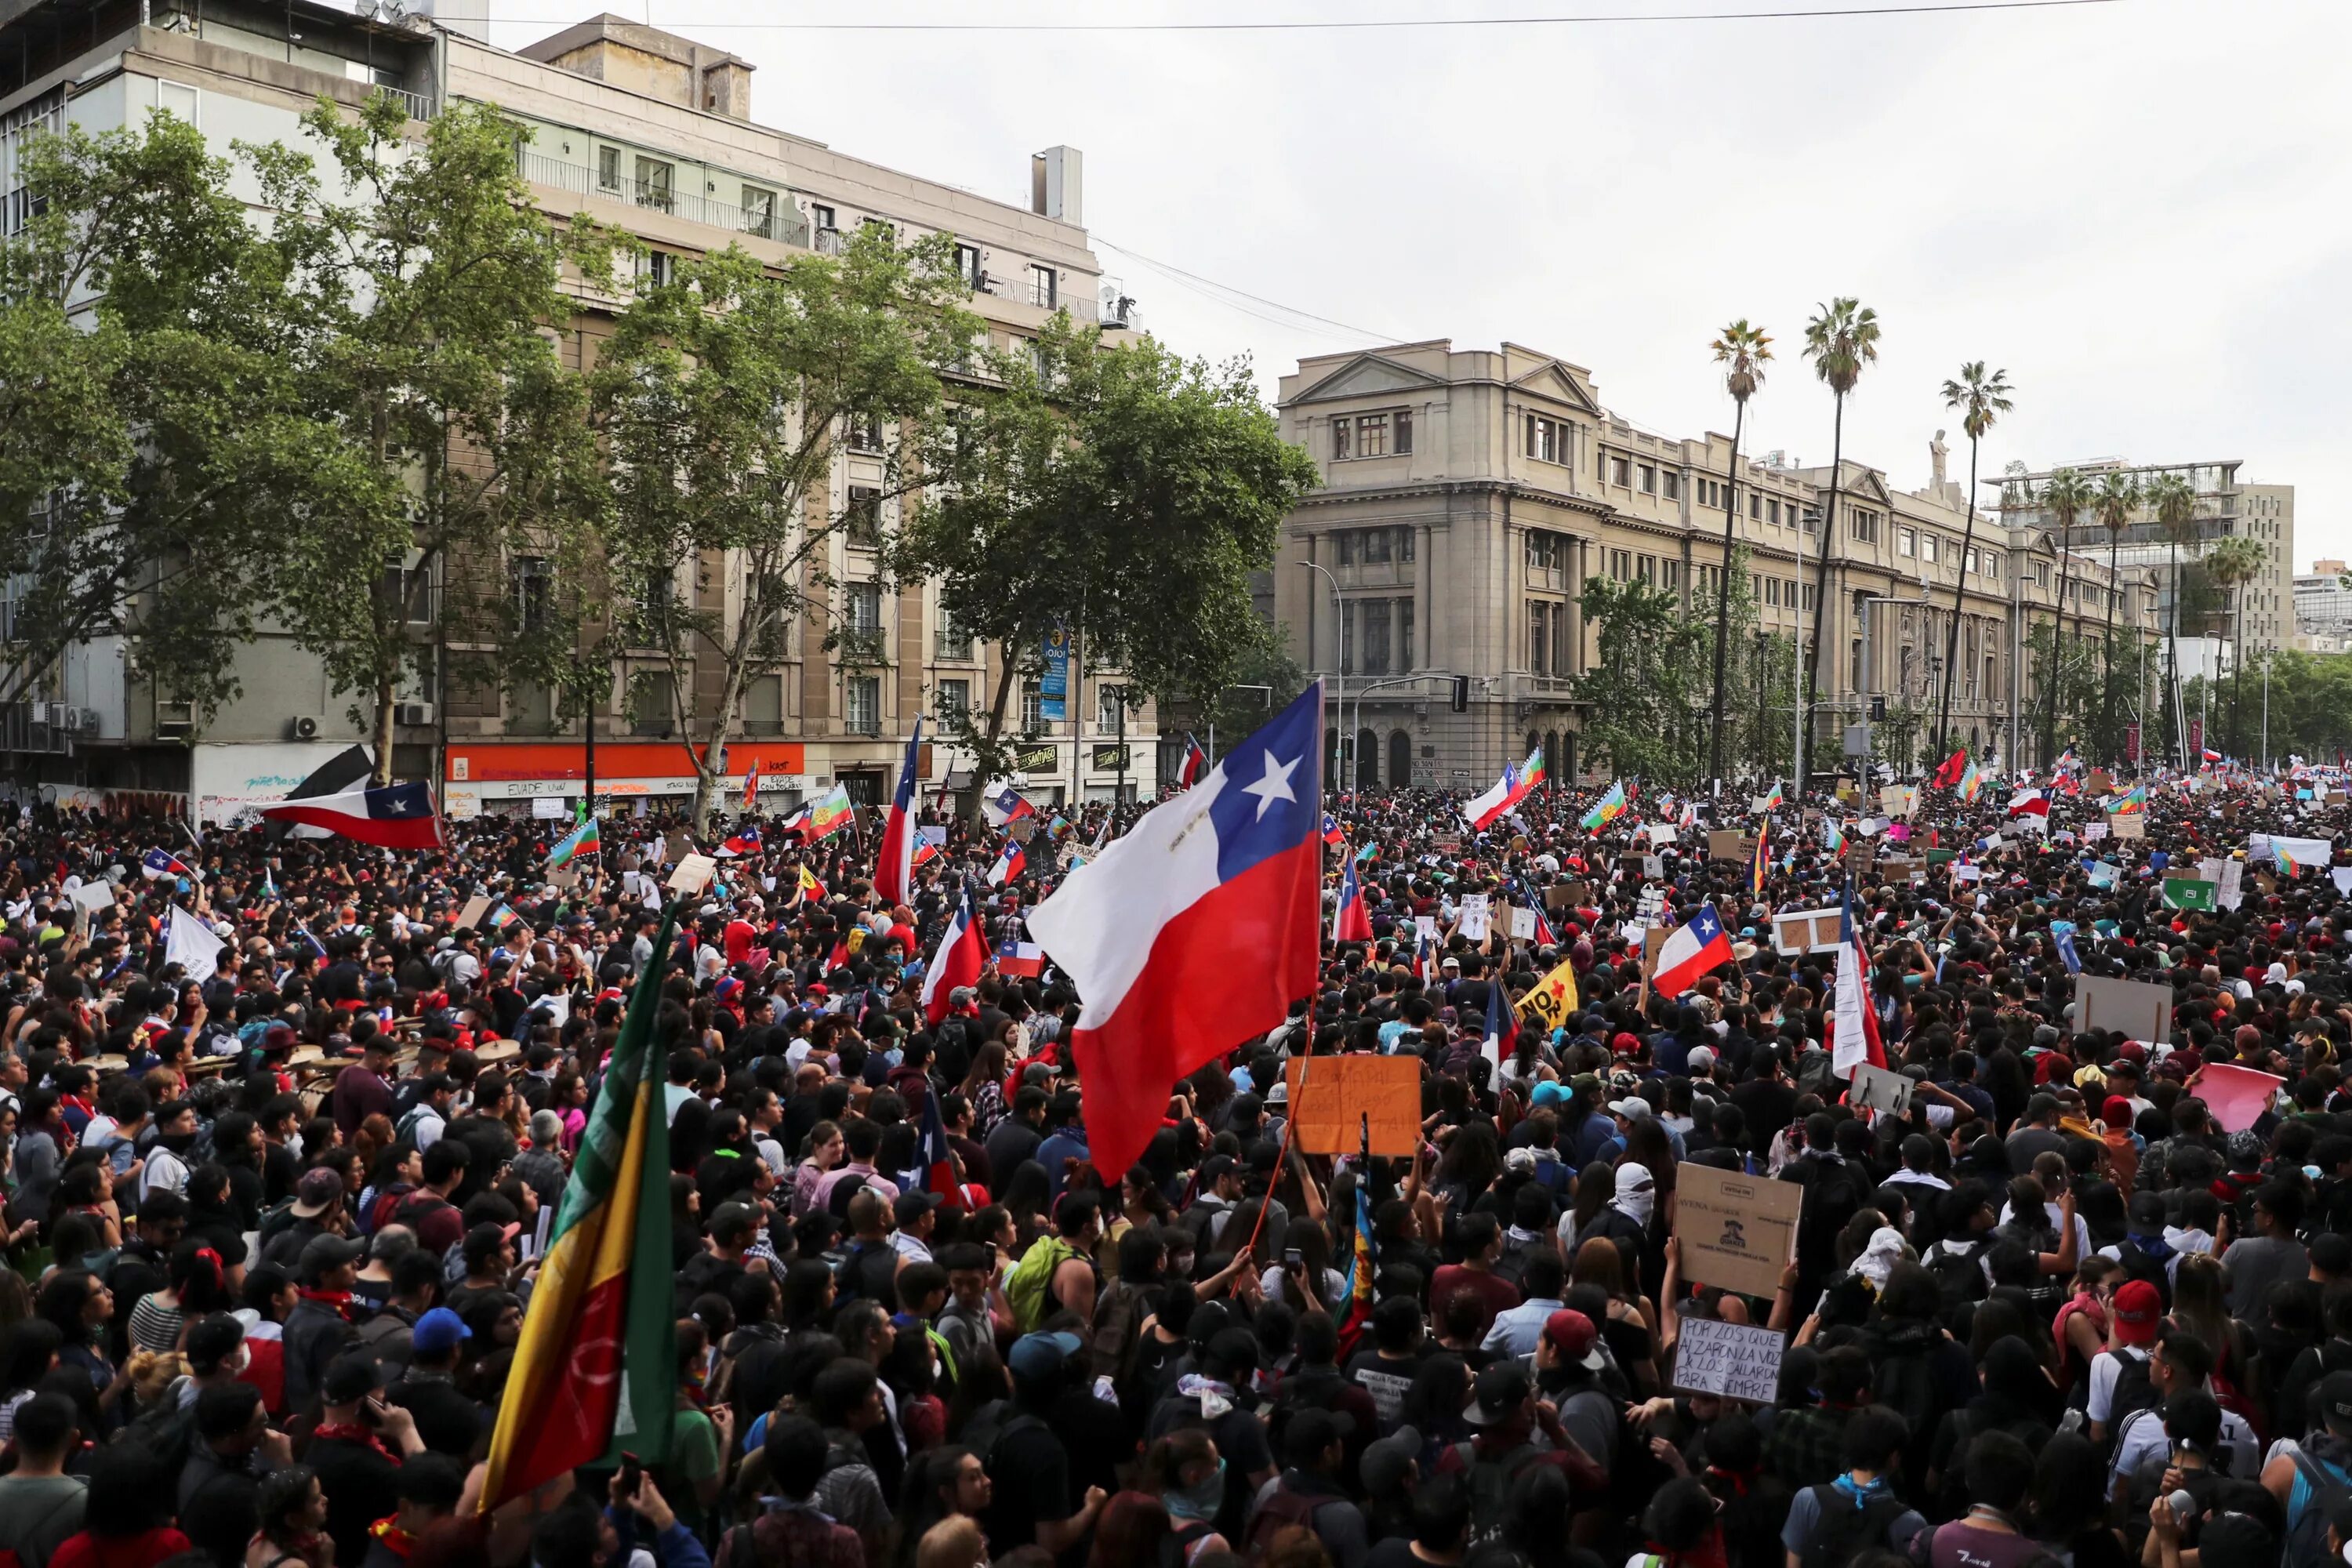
[{"x1": 1298, "y1": 560, "x2": 1347, "y2": 790}]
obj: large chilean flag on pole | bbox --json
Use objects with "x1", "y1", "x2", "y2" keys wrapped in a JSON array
[
  {"x1": 874, "y1": 719, "x2": 923, "y2": 906},
  {"x1": 258, "y1": 781, "x2": 444, "y2": 850},
  {"x1": 1830, "y1": 879, "x2": 1888, "y2": 1080},
  {"x1": 479, "y1": 900, "x2": 679, "y2": 1511},
  {"x1": 1650, "y1": 902, "x2": 1734, "y2": 999},
  {"x1": 920, "y1": 886, "x2": 985, "y2": 1025},
  {"x1": 1028, "y1": 682, "x2": 1324, "y2": 1184}
]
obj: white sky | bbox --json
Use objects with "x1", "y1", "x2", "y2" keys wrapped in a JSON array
[{"x1": 488, "y1": 0, "x2": 2351, "y2": 567}]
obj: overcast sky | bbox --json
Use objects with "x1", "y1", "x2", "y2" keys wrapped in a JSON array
[{"x1": 492, "y1": 0, "x2": 2350, "y2": 566}]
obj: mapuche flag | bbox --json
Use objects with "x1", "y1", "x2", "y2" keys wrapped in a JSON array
[{"x1": 479, "y1": 901, "x2": 681, "y2": 1511}]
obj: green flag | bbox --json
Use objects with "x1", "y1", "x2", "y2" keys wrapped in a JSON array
[{"x1": 2161, "y1": 877, "x2": 2217, "y2": 912}]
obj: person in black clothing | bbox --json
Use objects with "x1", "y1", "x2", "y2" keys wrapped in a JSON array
[
  {"x1": 978, "y1": 1330, "x2": 1108, "y2": 1559},
  {"x1": 308, "y1": 1357, "x2": 424, "y2": 1568},
  {"x1": 102, "y1": 1192, "x2": 187, "y2": 1360},
  {"x1": 179, "y1": 1382, "x2": 285, "y2": 1568},
  {"x1": 982, "y1": 1086, "x2": 1047, "y2": 1200},
  {"x1": 382, "y1": 1310, "x2": 480, "y2": 1461}
]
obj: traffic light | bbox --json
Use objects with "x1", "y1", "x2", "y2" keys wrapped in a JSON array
[
  {"x1": 1871, "y1": 696, "x2": 1886, "y2": 721},
  {"x1": 1450, "y1": 676, "x2": 1470, "y2": 713}
]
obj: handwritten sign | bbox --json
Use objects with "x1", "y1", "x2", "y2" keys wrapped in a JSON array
[
  {"x1": 1671, "y1": 1316, "x2": 1786, "y2": 1406},
  {"x1": 1849, "y1": 1062, "x2": 1914, "y2": 1116},
  {"x1": 1459, "y1": 894, "x2": 1490, "y2": 941},
  {"x1": 1675, "y1": 1162, "x2": 1802, "y2": 1299},
  {"x1": 1771, "y1": 908, "x2": 1843, "y2": 956},
  {"x1": 1518, "y1": 956, "x2": 1582, "y2": 1033},
  {"x1": 1509, "y1": 906, "x2": 1537, "y2": 941},
  {"x1": 1284, "y1": 1056, "x2": 1421, "y2": 1156},
  {"x1": 1708, "y1": 830, "x2": 1751, "y2": 864},
  {"x1": 2108, "y1": 813, "x2": 2146, "y2": 840},
  {"x1": 1880, "y1": 786, "x2": 1918, "y2": 818}
]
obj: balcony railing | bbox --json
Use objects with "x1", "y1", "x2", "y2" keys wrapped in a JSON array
[{"x1": 517, "y1": 151, "x2": 811, "y2": 245}]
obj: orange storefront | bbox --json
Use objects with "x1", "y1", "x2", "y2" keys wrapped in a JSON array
[{"x1": 442, "y1": 741, "x2": 808, "y2": 817}]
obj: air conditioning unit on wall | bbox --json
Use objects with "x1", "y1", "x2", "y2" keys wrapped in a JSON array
[
  {"x1": 397, "y1": 702, "x2": 435, "y2": 727},
  {"x1": 291, "y1": 716, "x2": 320, "y2": 740}
]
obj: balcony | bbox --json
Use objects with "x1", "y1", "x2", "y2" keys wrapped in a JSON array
[{"x1": 517, "y1": 152, "x2": 810, "y2": 245}]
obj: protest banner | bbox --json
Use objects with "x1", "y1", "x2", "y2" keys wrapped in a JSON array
[
  {"x1": 2108, "y1": 814, "x2": 2146, "y2": 840},
  {"x1": 2075, "y1": 974, "x2": 2172, "y2": 1044},
  {"x1": 2194, "y1": 1063, "x2": 2285, "y2": 1134},
  {"x1": 1675, "y1": 1163, "x2": 1801, "y2": 1298},
  {"x1": 1518, "y1": 956, "x2": 1582, "y2": 1034},
  {"x1": 1671, "y1": 1316, "x2": 1786, "y2": 1406},
  {"x1": 1284, "y1": 1056, "x2": 1421, "y2": 1156}
]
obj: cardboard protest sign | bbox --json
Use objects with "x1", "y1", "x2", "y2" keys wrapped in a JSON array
[
  {"x1": 1518, "y1": 956, "x2": 1582, "y2": 1034},
  {"x1": 2217, "y1": 860, "x2": 2245, "y2": 910},
  {"x1": 1849, "y1": 1063, "x2": 1914, "y2": 1116},
  {"x1": 1643, "y1": 854, "x2": 1665, "y2": 880},
  {"x1": 67, "y1": 880, "x2": 115, "y2": 916},
  {"x1": 1509, "y1": 906, "x2": 1537, "y2": 941},
  {"x1": 2108, "y1": 814, "x2": 2145, "y2": 840},
  {"x1": 456, "y1": 895, "x2": 494, "y2": 931},
  {"x1": 2088, "y1": 770, "x2": 2114, "y2": 795},
  {"x1": 1880, "y1": 786, "x2": 1918, "y2": 818},
  {"x1": 2195, "y1": 1063, "x2": 2285, "y2": 1134},
  {"x1": 1708, "y1": 830, "x2": 1751, "y2": 863},
  {"x1": 1771, "y1": 908, "x2": 1843, "y2": 956},
  {"x1": 1284, "y1": 1056, "x2": 1421, "y2": 1156},
  {"x1": 2075, "y1": 974, "x2": 2172, "y2": 1044},
  {"x1": 1671, "y1": 1317, "x2": 1786, "y2": 1405},
  {"x1": 1547, "y1": 882, "x2": 1588, "y2": 912},
  {"x1": 662, "y1": 831, "x2": 695, "y2": 865},
  {"x1": 1675, "y1": 1163, "x2": 1802, "y2": 1299}
]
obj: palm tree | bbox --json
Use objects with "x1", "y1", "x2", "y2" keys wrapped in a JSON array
[
  {"x1": 2203, "y1": 533, "x2": 2267, "y2": 759},
  {"x1": 2141, "y1": 471, "x2": 2198, "y2": 764},
  {"x1": 2038, "y1": 466, "x2": 2093, "y2": 764},
  {"x1": 1796, "y1": 296, "x2": 1880, "y2": 787},
  {"x1": 2092, "y1": 470, "x2": 2141, "y2": 760},
  {"x1": 1933, "y1": 362, "x2": 2013, "y2": 762},
  {"x1": 1707, "y1": 320, "x2": 1771, "y2": 786}
]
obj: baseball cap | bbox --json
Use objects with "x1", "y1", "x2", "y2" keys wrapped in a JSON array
[
  {"x1": 412, "y1": 1307, "x2": 473, "y2": 1356},
  {"x1": 2112, "y1": 1279, "x2": 2163, "y2": 1345},
  {"x1": 1360, "y1": 1425, "x2": 1423, "y2": 1495},
  {"x1": 893, "y1": 1190, "x2": 942, "y2": 1228},
  {"x1": 2318, "y1": 1370, "x2": 2352, "y2": 1439},
  {"x1": 291, "y1": 1167, "x2": 345, "y2": 1218},
  {"x1": 321, "y1": 1355, "x2": 383, "y2": 1405},
  {"x1": 1462, "y1": 1362, "x2": 1532, "y2": 1428},
  {"x1": 1541, "y1": 1308, "x2": 1606, "y2": 1371},
  {"x1": 2127, "y1": 1191, "x2": 2166, "y2": 1230},
  {"x1": 1607, "y1": 1097, "x2": 1653, "y2": 1122},
  {"x1": 297, "y1": 1232, "x2": 367, "y2": 1286},
  {"x1": 1007, "y1": 1330, "x2": 1082, "y2": 1383},
  {"x1": 709, "y1": 1202, "x2": 761, "y2": 1243}
]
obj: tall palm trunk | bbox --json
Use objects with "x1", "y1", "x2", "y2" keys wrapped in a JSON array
[
  {"x1": 1708, "y1": 405, "x2": 1746, "y2": 785},
  {"x1": 2230, "y1": 591, "x2": 2247, "y2": 760},
  {"x1": 2164, "y1": 537, "x2": 2180, "y2": 764},
  {"x1": 2102, "y1": 532, "x2": 2121, "y2": 763},
  {"x1": 1799, "y1": 396, "x2": 1846, "y2": 785},
  {"x1": 1934, "y1": 436, "x2": 1979, "y2": 757},
  {"x1": 2041, "y1": 549, "x2": 2074, "y2": 766}
]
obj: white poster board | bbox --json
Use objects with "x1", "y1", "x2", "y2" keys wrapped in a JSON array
[{"x1": 1458, "y1": 894, "x2": 1490, "y2": 941}]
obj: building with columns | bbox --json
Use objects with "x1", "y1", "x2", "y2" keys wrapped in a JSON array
[{"x1": 1270, "y1": 340, "x2": 2162, "y2": 789}]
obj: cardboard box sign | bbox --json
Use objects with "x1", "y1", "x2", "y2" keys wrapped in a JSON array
[
  {"x1": 1546, "y1": 882, "x2": 1588, "y2": 913},
  {"x1": 2075, "y1": 974, "x2": 2172, "y2": 1045},
  {"x1": 1772, "y1": 909, "x2": 1844, "y2": 956},
  {"x1": 1671, "y1": 1316, "x2": 1785, "y2": 1406},
  {"x1": 1708, "y1": 830, "x2": 1754, "y2": 863},
  {"x1": 2087, "y1": 770, "x2": 2114, "y2": 796},
  {"x1": 1283, "y1": 1056, "x2": 1421, "y2": 1156},
  {"x1": 1849, "y1": 1062, "x2": 1914, "y2": 1116},
  {"x1": 1675, "y1": 1162, "x2": 1802, "y2": 1299},
  {"x1": 456, "y1": 895, "x2": 494, "y2": 931},
  {"x1": 2108, "y1": 814, "x2": 2147, "y2": 840}
]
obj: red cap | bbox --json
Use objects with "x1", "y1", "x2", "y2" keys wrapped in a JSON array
[{"x1": 2113, "y1": 1279, "x2": 2162, "y2": 1344}]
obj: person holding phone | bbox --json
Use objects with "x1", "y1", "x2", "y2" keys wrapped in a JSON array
[{"x1": 306, "y1": 1357, "x2": 420, "y2": 1568}]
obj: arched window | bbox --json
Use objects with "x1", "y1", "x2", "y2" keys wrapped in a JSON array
[
  {"x1": 1544, "y1": 730, "x2": 1561, "y2": 777},
  {"x1": 1389, "y1": 731, "x2": 1413, "y2": 790},
  {"x1": 1325, "y1": 727, "x2": 1340, "y2": 786},
  {"x1": 1355, "y1": 729, "x2": 1379, "y2": 789}
]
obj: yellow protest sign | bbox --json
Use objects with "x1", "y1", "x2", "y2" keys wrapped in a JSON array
[{"x1": 1518, "y1": 955, "x2": 1581, "y2": 1033}]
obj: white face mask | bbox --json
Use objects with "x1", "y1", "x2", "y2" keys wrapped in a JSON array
[{"x1": 1614, "y1": 1187, "x2": 1656, "y2": 1226}]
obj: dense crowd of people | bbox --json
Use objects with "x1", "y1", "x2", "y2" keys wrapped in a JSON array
[{"x1": 0, "y1": 753, "x2": 2347, "y2": 1568}]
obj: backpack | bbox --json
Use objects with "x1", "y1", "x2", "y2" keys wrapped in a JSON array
[
  {"x1": 1451, "y1": 1441, "x2": 1543, "y2": 1554},
  {"x1": 1996, "y1": 1219, "x2": 2065, "y2": 1311},
  {"x1": 1801, "y1": 1484, "x2": 1912, "y2": 1568},
  {"x1": 1926, "y1": 1238, "x2": 1992, "y2": 1321},
  {"x1": 825, "y1": 1171, "x2": 877, "y2": 1222},
  {"x1": 2103, "y1": 1349, "x2": 2160, "y2": 1446},
  {"x1": 1243, "y1": 1487, "x2": 1329, "y2": 1566},
  {"x1": 2283, "y1": 1447, "x2": 2352, "y2": 1568},
  {"x1": 1871, "y1": 1346, "x2": 1944, "y2": 1495},
  {"x1": 1004, "y1": 1236, "x2": 1083, "y2": 1334},
  {"x1": 720, "y1": 1442, "x2": 866, "y2": 1568}
]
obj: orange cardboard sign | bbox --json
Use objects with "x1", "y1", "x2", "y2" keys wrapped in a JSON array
[{"x1": 1284, "y1": 1056, "x2": 1422, "y2": 1157}]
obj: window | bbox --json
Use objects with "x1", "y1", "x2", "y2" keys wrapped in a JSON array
[
  {"x1": 954, "y1": 241, "x2": 983, "y2": 288},
  {"x1": 1021, "y1": 684, "x2": 1044, "y2": 731},
  {"x1": 1800, "y1": 506, "x2": 1818, "y2": 534},
  {"x1": 1610, "y1": 456, "x2": 1631, "y2": 488},
  {"x1": 1331, "y1": 419, "x2": 1352, "y2": 460},
  {"x1": 1360, "y1": 601, "x2": 1392, "y2": 675},
  {"x1": 1394, "y1": 408, "x2": 1414, "y2": 456},
  {"x1": 847, "y1": 582, "x2": 883, "y2": 636},
  {"x1": 1749, "y1": 493, "x2": 1762, "y2": 521},
  {"x1": 1767, "y1": 498, "x2": 1781, "y2": 526},
  {"x1": 741, "y1": 673, "x2": 784, "y2": 734},
  {"x1": 1340, "y1": 601, "x2": 1355, "y2": 673},
  {"x1": 1849, "y1": 506, "x2": 1881, "y2": 543},
  {"x1": 811, "y1": 202, "x2": 837, "y2": 232},
  {"x1": 1897, "y1": 527, "x2": 1915, "y2": 557},
  {"x1": 1529, "y1": 601, "x2": 1549, "y2": 674},
  {"x1": 597, "y1": 146, "x2": 621, "y2": 192},
  {"x1": 1097, "y1": 684, "x2": 1127, "y2": 731},
  {"x1": 1661, "y1": 471, "x2": 1680, "y2": 502},
  {"x1": 1765, "y1": 578, "x2": 1780, "y2": 607},
  {"x1": 1361, "y1": 527, "x2": 1391, "y2": 564},
  {"x1": 742, "y1": 184, "x2": 777, "y2": 239},
  {"x1": 627, "y1": 670, "x2": 677, "y2": 735},
  {"x1": 509, "y1": 555, "x2": 551, "y2": 631},
  {"x1": 1661, "y1": 560, "x2": 1680, "y2": 592},
  {"x1": 1397, "y1": 598, "x2": 1415, "y2": 670},
  {"x1": 1399, "y1": 525, "x2": 1415, "y2": 562},
  {"x1": 633, "y1": 156, "x2": 673, "y2": 212},
  {"x1": 1639, "y1": 464, "x2": 1656, "y2": 495},
  {"x1": 1526, "y1": 532, "x2": 1566, "y2": 570},
  {"x1": 1636, "y1": 555, "x2": 1656, "y2": 583},
  {"x1": 1027, "y1": 264, "x2": 1057, "y2": 309},
  {"x1": 846, "y1": 485, "x2": 882, "y2": 546},
  {"x1": 1965, "y1": 547, "x2": 1980, "y2": 575},
  {"x1": 1801, "y1": 583, "x2": 1815, "y2": 612},
  {"x1": 1526, "y1": 415, "x2": 1565, "y2": 464},
  {"x1": 845, "y1": 675, "x2": 880, "y2": 735},
  {"x1": 1985, "y1": 550, "x2": 2002, "y2": 580},
  {"x1": 1921, "y1": 535, "x2": 1939, "y2": 565},
  {"x1": 844, "y1": 414, "x2": 883, "y2": 453},
  {"x1": 634, "y1": 249, "x2": 674, "y2": 288},
  {"x1": 935, "y1": 611, "x2": 974, "y2": 662},
  {"x1": 156, "y1": 80, "x2": 199, "y2": 127},
  {"x1": 1609, "y1": 549, "x2": 1632, "y2": 580},
  {"x1": 1355, "y1": 413, "x2": 1388, "y2": 456}
]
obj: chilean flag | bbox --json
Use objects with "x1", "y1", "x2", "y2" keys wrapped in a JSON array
[
  {"x1": 1331, "y1": 854, "x2": 1373, "y2": 943},
  {"x1": 1027, "y1": 682, "x2": 1325, "y2": 1185},
  {"x1": 920, "y1": 887, "x2": 985, "y2": 1025},
  {"x1": 982, "y1": 781, "x2": 1036, "y2": 827},
  {"x1": 1650, "y1": 902, "x2": 1733, "y2": 998},
  {"x1": 143, "y1": 848, "x2": 197, "y2": 880},
  {"x1": 1177, "y1": 734, "x2": 1209, "y2": 789},
  {"x1": 258, "y1": 781, "x2": 443, "y2": 849},
  {"x1": 875, "y1": 720, "x2": 922, "y2": 906},
  {"x1": 772, "y1": 800, "x2": 812, "y2": 841},
  {"x1": 717, "y1": 826, "x2": 760, "y2": 858},
  {"x1": 1322, "y1": 814, "x2": 1345, "y2": 848},
  {"x1": 2005, "y1": 789, "x2": 2051, "y2": 820},
  {"x1": 1464, "y1": 752, "x2": 1541, "y2": 830},
  {"x1": 1829, "y1": 879, "x2": 1887, "y2": 1079},
  {"x1": 985, "y1": 839, "x2": 1025, "y2": 887},
  {"x1": 916, "y1": 1085, "x2": 964, "y2": 1209},
  {"x1": 995, "y1": 938, "x2": 1044, "y2": 978},
  {"x1": 1481, "y1": 974, "x2": 1517, "y2": 1073},
  {"x1": 2201, "y1": 746, "x2": 2225, "y2": 765}
]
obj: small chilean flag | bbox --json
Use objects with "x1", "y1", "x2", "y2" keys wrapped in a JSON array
[
  {"x1": 1177, "y1": 734, "x2": 1209, "y2": 789},
  {"x1": 741, "y1": 758, "x2": 761, "y2": 811},
  {"x1": 1322, "y1": 813, "x2": 1345, "y2": 848},
  {"x1": 1651, "y1": 902, "x2": 1734, "y2": 999},
  {"x1": 916, "y1": 1085, "x2": 964, "y2": 1209},
  {"x1": 143, "y1": 848, "x2": 197, "y2": 880},
  {"x1": 874, "y1": 719, "x2": 922, "y2": 906},
  {"x1": 2005, "y1": 789, "x2": 2051, "y2": 820},
  {"x1": 986, "y1": 839, "x2": 1025, "y2": 887},
  {"x1": 995, "y1": 938, "x2": 1044, "y2": 978},
  {"x1": 1331, "y1": 854, "x2": 1373, "y2": 943},
  {"x1": 2202, "y1": 747, "x2": 2224, "y2": 764},
  {"x1": 919, "y1": 887, "x2": 985, "y2": 1025},
  {"x1": 717, "y1": 826, "x2": 760, "y2": 857}
]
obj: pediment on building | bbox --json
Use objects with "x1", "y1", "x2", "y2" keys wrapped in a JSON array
[
  {"x1": 1507, "y1": 358, "x2": 1602, "y2": 416},
  {"x1": 1289, "y1": 353, "x2": 1450, "y2": 405}
]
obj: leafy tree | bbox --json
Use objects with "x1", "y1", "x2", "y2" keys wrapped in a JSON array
[
  {"x1": 1933, "y1": 361, "x2": 2012, "y2": 756},
  {"x1": 2034, "y1": 467, "x2": 2094, "y2": 766},
  {"x1": 891, "y1": 313, "x2": 1319, "y2": 808},
  {"x1": 1797, "y1": 296, "x2": 1880, "y2": 779},
  {"x1": 2142, "y1": 471, "x2": 2198, "y2": 765},
  {"x1": 591, "y1": 227, "x2": 982, "y2": 823},
  {"x1": 257, "y1": 95, "x2": 605, "y2": 779},
  {"x1": 2201, "y1": 534, "x2": 2268, "y2": 758},
  {"x1": 0, "y1": 113, "x2": 335, "y2": 718},
  {"x1": 1706, "y1": 320, "x2": 1771, "y2": 783}
]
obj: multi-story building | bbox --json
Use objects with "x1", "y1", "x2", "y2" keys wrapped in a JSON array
[
  {"x1": 1998, "y1": 459, "x2": 2295, "y2": 680},
  {"x1": 1269, "y1": 340, "x2": 2161, "y2": 787},
  {"x1": 2294, "y1": 559, "x2": 2352, "y2": 646},
  {"x1": 0, "y1": 4, "x2": 1152, "y2": 818}
]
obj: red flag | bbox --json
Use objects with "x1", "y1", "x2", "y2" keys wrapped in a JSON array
[{"x1": 1930, "y1": 750, "x2": 1968, "y2": 789}]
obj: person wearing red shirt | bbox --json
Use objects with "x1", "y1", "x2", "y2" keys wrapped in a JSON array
[
  {"x1": 1428, "y1": 1214, "x2": 1523, "y2": 1341},
  {"x1": 45, "y1": 1443, "x2": 191, "y2": 1568}
]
